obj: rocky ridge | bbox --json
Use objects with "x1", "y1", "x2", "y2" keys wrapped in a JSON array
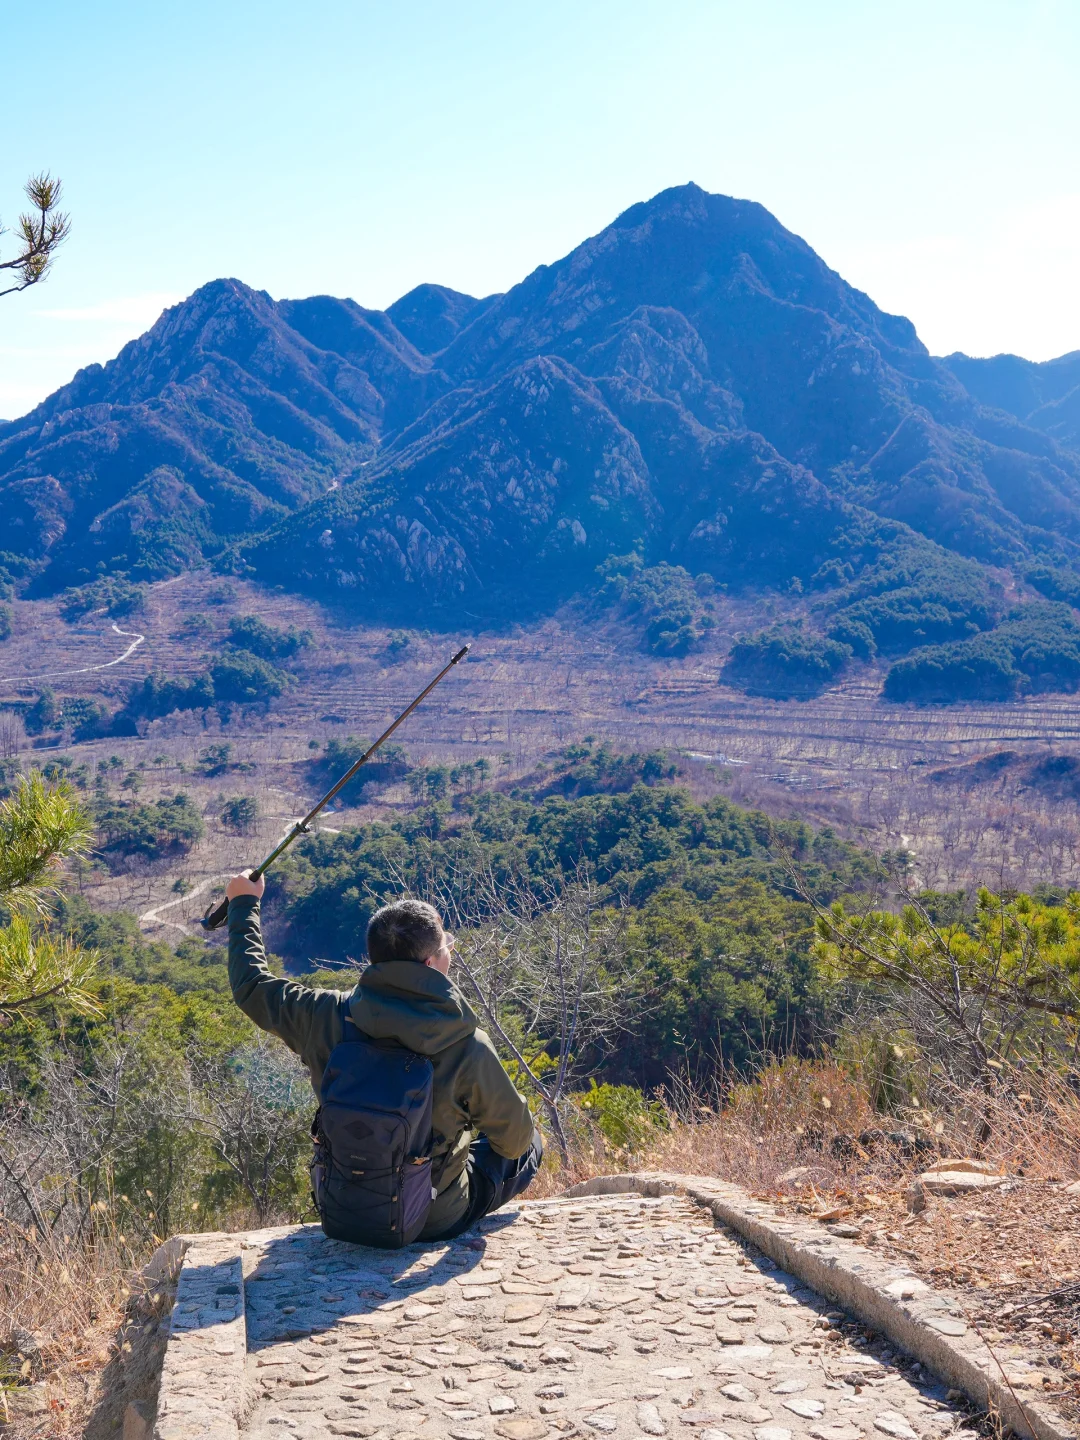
[{"x1": 2, "y1": 185, "x2": 1080, "y2": 638}]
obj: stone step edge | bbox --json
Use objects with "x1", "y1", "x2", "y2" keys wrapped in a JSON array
[
  {"x1": 559, "y1": 1171, "x2": 1073, "y2": 1440},
  {"x1": 152, "y1": 1233, "x2": 249, "y2": 1440}
]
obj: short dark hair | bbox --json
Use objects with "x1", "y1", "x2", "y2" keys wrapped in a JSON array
[{"x1": 366, "y1": 898, "x2": 444, "y2": 965}]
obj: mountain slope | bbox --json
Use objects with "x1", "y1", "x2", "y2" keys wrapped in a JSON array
[
  {"x1": 246, "y1": 349, "x2": 890, "y2": 616},
  {"x1": 0, "y1": 280, "x2": 395, "y2": 588},
  {"x1": 247, "y1": 356, "x2": 658, "y2": 610},
  {"x1": 386, "y1": 284, "x2": 501, "y2": 355},
  {"x1": 435, "y1": 185, "x2": 1080, "y2": 568},
  {"x1": 3, "y1": 184, "x2": 1080, "y2": 669},
  {"x1": 943, "y1": 349, "x2": 1080, "y2": 448},
  {"x1": 239, "y1": 186, "x2": 1080, "y2": 624}
]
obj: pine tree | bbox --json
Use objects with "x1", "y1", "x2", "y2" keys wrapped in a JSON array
[
  {"x1": 0, "y1": 771, "x2": 98, "y2": 1016},
  {"x1": 0, "y1": 174, "x2": 70, "y2": 299}
]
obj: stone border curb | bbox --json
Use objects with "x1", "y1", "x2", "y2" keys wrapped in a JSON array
[
  {"x1": 152, "y1": 1234, "x2": 248, "y2": 1440},
  {"x1": 561, "y1": 1171, "x2": 1074, "y2": 1440}
]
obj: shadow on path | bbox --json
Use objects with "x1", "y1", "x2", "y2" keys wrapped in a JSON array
[{"x1": 244, "y1": 1215, "x2": 520, "y2": 1349}]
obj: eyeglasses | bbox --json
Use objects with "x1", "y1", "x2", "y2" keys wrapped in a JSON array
[{"x1": 443, "y1": 933, "x2": 456, "y2": 952}]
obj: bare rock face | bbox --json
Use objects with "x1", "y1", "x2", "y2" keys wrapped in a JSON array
[
  {"x1": 904, "y1": 1180, "x2": 928, "y2": 1214},
  {"x1": 8, "y1": 1380, "x2": 49, "y2": 1419},
  {"x1": 10, "y1": 1325, "x2": 44, "y2": 1379},
  {"x1": 921, "y1": 1158, "x2": 1001, "y2": 1175},
  {"x1": 122, "y1": 1398, "x2": 154, "y2": 1440}
]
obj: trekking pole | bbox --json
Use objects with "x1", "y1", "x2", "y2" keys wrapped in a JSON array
[{"x1": 200, "y1": 644, "x2": 470, "y2": 931}]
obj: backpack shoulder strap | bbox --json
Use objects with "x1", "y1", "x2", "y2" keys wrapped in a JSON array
[
  {"x1": 338, "y1": 994, "x2": 369, "y2": 1043},
  {"x1": 338, "y1": 993, "x2": 405, "y2": 1050}
]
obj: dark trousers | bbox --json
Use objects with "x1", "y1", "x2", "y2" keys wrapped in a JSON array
[{"x1": 435, "y1": 1130, "x2": 544, "y2": 1239}]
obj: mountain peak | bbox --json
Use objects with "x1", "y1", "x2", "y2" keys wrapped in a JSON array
[
  {"x1": 611, "y1": 180, "x2": 726, "y2": 228},
  {"x1": 132, "y1": 277, "x2": 277, "y2": 356},
  {"x1": 2, "y1": 183, "x2": 1079, "y2": 639},
  {"x1": 387, "y1": 283, "x2": 501, "y2": 354},
  {"x1": 437, "y1": 183, "x2": 925, "y2": 406}
]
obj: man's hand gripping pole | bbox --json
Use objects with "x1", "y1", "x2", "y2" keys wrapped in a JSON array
[{"x1": 200, "y1": 644, "x2": 470, "y2": 931}]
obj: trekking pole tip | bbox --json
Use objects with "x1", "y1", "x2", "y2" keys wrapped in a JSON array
[{"x1": 451, "y1": 644, "x2": 470, "y2": 663}]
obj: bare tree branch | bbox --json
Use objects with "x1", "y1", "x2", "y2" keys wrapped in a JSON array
[{"x1": 380, "y1": 847, "x2": 646, "y2": 1162}]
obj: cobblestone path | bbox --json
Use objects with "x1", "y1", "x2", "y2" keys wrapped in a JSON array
[{"x1": 236, "y1": 1192, "x2": 970, "y2": 1440}]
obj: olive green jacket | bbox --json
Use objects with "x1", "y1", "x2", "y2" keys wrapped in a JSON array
[{"x1": 226, "y1": 894, "x2": 535, "y2": 1235}]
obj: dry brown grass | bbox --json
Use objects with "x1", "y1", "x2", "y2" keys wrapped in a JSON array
[
  {"x1": 630, "y1": 1059, "x2": 1080, "y2": 1420},
  {"x1": 506, "y1": 1054, "x2": 1080, "y2": 1203},
  {"x1": 526, "y1": 1055, "x2": 887, "y2": 1199},
  {"x1": 0, "y1": 1203, "x2": 292, "y2": 1437},
  {"x1": 932, "y1": 1069, "x2": 1080, "y2": 1180},
  {"x1": 5, "y1": 570, "x2": 1080, "y2": 931},
  {"x1": 527, "y1": 1055, "x2": 1080, "y2": 1423},
  {"x1": 0, "y1": 1221, "x2": 150, "y2": 1437}
]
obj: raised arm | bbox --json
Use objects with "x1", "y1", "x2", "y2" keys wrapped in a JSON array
[{"x1": 226, "y1": 884, "x2": 344, "y2": 1076}]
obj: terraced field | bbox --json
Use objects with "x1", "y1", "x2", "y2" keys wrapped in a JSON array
[{"x1": 3, "y1": 571, "x2": 1079, "y2": 930}]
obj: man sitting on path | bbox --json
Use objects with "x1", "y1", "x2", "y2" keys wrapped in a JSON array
[{"x1": 224, "y1": 872, "x2": 542, "y2": 1241}]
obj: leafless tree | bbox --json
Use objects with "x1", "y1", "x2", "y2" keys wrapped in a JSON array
[
  {"x1": 1, "y1": 174, "x2": 71, "y2": 299},
  {"x1": 0, "y1": 1043, "x2": 132, "y2": 1241},
  {"x1": 400, "y1": 852, "x2": 644, "y2": 1161},
  {"x1": 187, "y1": 1035, "x2": 312, "y2": 1223},
  {"x1": 0, "y1": 1030, "x2": 313, "y2": 1245},
  {"x1": 0, "y1": 713, "x2": 26, "y2": 759}
]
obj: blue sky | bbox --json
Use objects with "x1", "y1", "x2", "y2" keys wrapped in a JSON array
[{"x1": 1, "y1": 0, "x2": 1078, "y2": 416}]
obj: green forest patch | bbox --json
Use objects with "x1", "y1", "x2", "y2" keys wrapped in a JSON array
[{"x1": 884, "y1": 602, "x2": 1080, "y2": 704}]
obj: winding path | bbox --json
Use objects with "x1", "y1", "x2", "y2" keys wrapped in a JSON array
[
  {"x1": 0, "y1": 622, "x2": 146, "y2": 685},
  {"x1": 138, "y1": 821, "x2": 340, "y2": 935},
  {"x1": 139, "y1": 872, "x2": 234, "y2": 935}
]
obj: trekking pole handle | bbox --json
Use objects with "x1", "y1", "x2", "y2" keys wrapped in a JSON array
[
  {"x1": 200, "y1": 644, "x2": 470, "y2": 932},
  {"x1": 198, "y1": 845, "x2": 296, "y2": 935},
  {"x1": 202, "y1": 898, "x2": 232, "y2": 932}
]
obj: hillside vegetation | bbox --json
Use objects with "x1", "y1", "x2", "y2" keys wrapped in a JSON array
[
  {"x1": 3, "y1": 185, "x2": 1080, "y2": 705},
  {"x1": 264, "y1": 743, "x2": 879, "y2": 1086},
  {"x1": 721, "y1": 624, "x2": 854, "y2": 699},
  {"x1": 6, "y1": 749, "x2": 1080, "y2": 1428},
  {"x1": 884, "y1": 602, "x2": 1080, "y2": 703},
  {"x1": 3, "y1": 747, "x2": 1078, "y2": 1227}
]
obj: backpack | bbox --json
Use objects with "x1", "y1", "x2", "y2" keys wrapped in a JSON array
[{"x1": 310, "y1": 997, "x2": 436, "y2": 1247}]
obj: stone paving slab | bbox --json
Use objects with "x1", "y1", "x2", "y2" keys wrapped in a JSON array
[
  {"x1": 563, "y1": 1174, "x2": 1072, "y2": 1440},
  {"x1": 150, "y1": 1175, "x2": 1075, "y2": 1440}
]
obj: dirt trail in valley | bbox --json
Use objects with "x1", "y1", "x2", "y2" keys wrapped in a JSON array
[
  {"x1": 138, "y1": 871, "x2": 235, "y2": 935},
  {"x1": 0, "y1": 622, "x2": 146, "y2": 685}
]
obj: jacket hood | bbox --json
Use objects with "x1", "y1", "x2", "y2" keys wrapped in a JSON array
[{"x1": 350, "y1": 960, "x2": 478, "y2": 1055}]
